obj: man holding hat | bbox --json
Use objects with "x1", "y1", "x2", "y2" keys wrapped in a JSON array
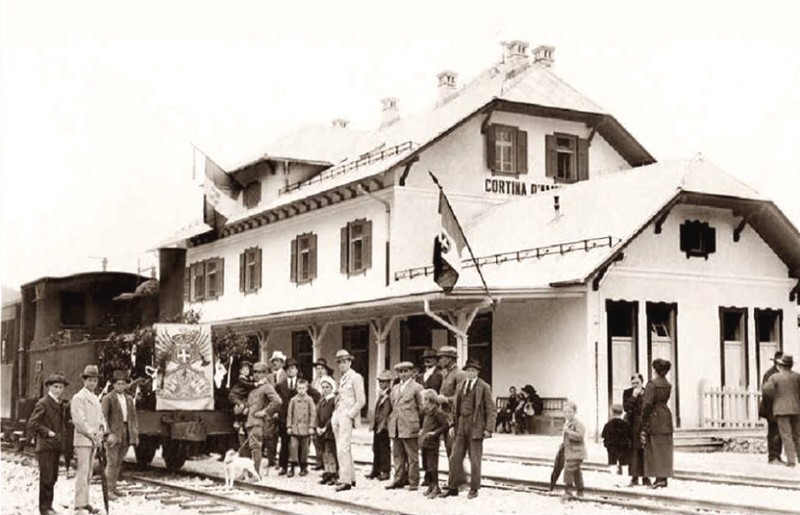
[
  {"x1": 763, "y1": 354, "x2": 800, "y2": 467},
  {"x1": 386, "y1": 361, "x2": 424, "y2": 491},
  {"x1": 440, "y1": 359, "x2": 496, "y2": 499},
  {"x1": 71, "y1": 364, "x2": 107, "y2": 515},
  {"x1": 760, "y1": 351, "x2": 784, "y2": 464},
  {"x1": 437, "y1": 346, "x2": 465, "y2": 457},
  {"x1": 331, "y1": 349, "x2": 366, "y2": 491},
  {"x1": 28, "y1": 372, "x2": 69, "y2": 515},
  {"x1": 419, "y1": 349, "x2": 442, "y2": 393},
  {"x1": 367, "y1": 370, "x2": 393, "y2": 481},
  {"x1": 101, "y1": 370, "x2": 139, "y2": 499},
  {"x1": 244, "y1": 362, "x2": 282, "y2": 475}
]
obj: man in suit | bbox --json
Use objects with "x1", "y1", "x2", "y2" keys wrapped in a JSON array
[
  {"x1": 266, "y1": 351, "x2": 287, "y2": 386},
  {"x1": 760, "y1": 351, "x2": 784, "y2": 464},
  {"x1": 439, "y1": 359, "x2": 496, "y2": 499},
  {"x1": 101, "y1": 370, "x2": 139, "y2": 499},
  {"x1": 419, "y1": 349, "x2": 442, "y2": 393},
  {"x1": 71, "y1": 365, "x2": 107, "y2": 515},
  {"x1": 385, "y1": 362, "x2": 424, "y2": 491},
  {"x1": 28, "y1": 372, "x2": 69, "y2": 515},
  {"x1": 437, "y1": 346, "x2": 465, "y2": 457},
  {"x1": 366, "y1": 370, "x2": 393, "y2": 481},
  {"x1": 244, "y1": 362, "x2": 282, "y2": 475},
  {"x1": 274, "y1": 358, "x2": 301, "y2": 475},
  {"x1": 763, "y1": 354, "x2": 800, "y2": 467},
  {"x1": 331, "y1": 349, "x2": 366, "y2": 492}
]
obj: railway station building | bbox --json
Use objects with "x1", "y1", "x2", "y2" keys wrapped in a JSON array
[{"x1": 164, "y1": 41, "x2": 800, "y2": 435}]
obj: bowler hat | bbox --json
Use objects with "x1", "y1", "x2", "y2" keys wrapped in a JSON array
[
  {"x1": 437, "y1": 346, "x2": 458, "y2": 358},
  {"x1": 269, "y1": 350, "x2": 287, "y2": 363},
  {"x1": 776, "y1": 354, "x2": 794, "y2": 368},
  {"x1": 771, "y1": 351, "x2": 784, "y2": 362},
  {"x1": 421, "y1": 348, "x2": 438, "y2": 361},
  {"x1": 252, "y1": 362, "x2": 270, "y2": 373},
  {"x1": 285, "y1": 358, "x2": 299, "y2": 369},
  {"x1": 45, "y1": 372, "x2": 69, "y2": 387},
  {"x1": 314, "y1": 358, "x2": 333, "y2": 375},
  {"x1": 394, "y1": 361, "x2": 414, "y2": 371},
  {"x1": 377, "y1": 370, "x2": 393, "y2": 382},
  {"x1": 463, "y1": 359, "x2": 482, "y2": 371},
  {"x1": 111, "y1": 370, "x2": 130, "y2": 383},
  {"x1": 334, "y1": 349, "x2": 354, "y2": 362},
  {"x1": 81, "y1": 365, "x2": 100, "y2": 379}
]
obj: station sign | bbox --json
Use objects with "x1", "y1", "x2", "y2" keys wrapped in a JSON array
[{"x1": 484, "y1": 178, "x2": 560, "y2": 196}]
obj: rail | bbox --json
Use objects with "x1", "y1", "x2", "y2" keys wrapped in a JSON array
[
  {"x1": 279, "y1": 141, "x2": 417, "y2": 195},
  {"x1": 394, "y1": 236, "x2": 619, "y2": 281},
  {"x1": 701, "y1": 382, "x2": 765, "y2": 429}
]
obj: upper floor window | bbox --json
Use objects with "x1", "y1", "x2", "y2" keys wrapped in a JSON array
[
  {"x1": 545, "y1": 133, "x2": 589, "y2": 183},
  {"x1": 185, "y1": 258, "x2": 225, "y2": 302},
  {"x1": 243, "y1": 182, "x2": 261, "y2": 209},
  {"x1": 485, "y1": 124, "x2": 527, "y2": 175},
  {"x1": 679, "y1": 220, "x2": 716, "y2": 259},
  {"x1": 239, "y1": 247, "x2": 263, "y2": 293},
  {"x1": 341, "y1": 219, "x2": 373, "y2": 276},
  {"x1": 291, "y1": 233, "x2": 317, "y2": 284}
]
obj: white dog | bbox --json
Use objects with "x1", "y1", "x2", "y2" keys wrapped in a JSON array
[{"x1": 223, "y1": 450, "x2": 261, "y2": 487}]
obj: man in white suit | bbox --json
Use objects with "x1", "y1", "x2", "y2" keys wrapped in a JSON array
[
  {"x1": 71, "y1": 365, "x2": 107, "y2": 515},
  {"x1": 331, "y1": 349, "x2": 365, "y2": 492}
]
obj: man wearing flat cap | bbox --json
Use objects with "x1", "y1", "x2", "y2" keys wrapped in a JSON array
[
  {"x1": 386, "y1": 362, "x2": 424, "y2": 490},
  {"x1": 760, "y1": 351, "x2": 784, "y2": 464},
  {"x1": 101, "y1": 370, "x2": 139, "y2": 499},
  {"x1": 437, "y1": 346, "x2": 465, "y2": 457},
  {"x1": 331, "y1": 349, "x2": 365, "y2": 491},
  {"x1": 28, "y1": 372, "x2": 69, "y2": 515},
  {"x1": 440, "y1": 359, "x2": 496, "y2": 499},
  {"x1": 71, "y1": 365, "x2": 107, "y2": 515},
  {"x1": 763, "y1": 354, "x2": 800, "y2": 467}
]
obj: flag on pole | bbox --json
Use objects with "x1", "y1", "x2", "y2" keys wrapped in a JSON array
[
  {"x1": 192, "y1": 146, "x2": 242, "y2": 231},
  {"x1": 433, "y1": 189, "x2": 467, "y2": 293}
]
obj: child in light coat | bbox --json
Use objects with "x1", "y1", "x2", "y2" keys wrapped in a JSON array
[
  {"x1": 562, "y1": 400, "x2": 586, "y2": 500},
  {"x1": 286, "y1": 379, "x2": 316, "y2": 476}
]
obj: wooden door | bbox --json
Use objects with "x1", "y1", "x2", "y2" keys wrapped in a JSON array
[
  {"x1": 611, "y1": 337, "x2": 635, "y2": 404},
  {"x1": 647, "y1": 303, "x2": 678, "y2": 425}
]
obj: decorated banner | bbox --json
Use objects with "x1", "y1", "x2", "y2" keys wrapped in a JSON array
[{"x1": 154, "y1": 323, "x2": 214, "y2": 410}]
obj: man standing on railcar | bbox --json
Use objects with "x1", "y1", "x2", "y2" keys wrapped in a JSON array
[
  {"x1": 28, "y1": 372, "x2": 70, "y2": 515},
  {"x1": 101, "y1": 370, "x2": 139, "y2": 499},
  {"x1": 71, "y1": 365, "x2": 107, "y2": 515},
  {"x1": 331, "y1": 349, "x2": 366, "y2": 492}
]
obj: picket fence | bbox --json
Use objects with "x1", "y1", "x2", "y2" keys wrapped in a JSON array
[{"x1": 700, "y1": 384, "x2": 765, "y2": 429}]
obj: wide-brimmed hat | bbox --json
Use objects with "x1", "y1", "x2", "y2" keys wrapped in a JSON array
[
  {"x1": 269, "y1": 350, "x2": 287, "y2": 363},
  {"x1": 45, "y1": 372, "x2": 69, "y2": 387},
  {"x1": 334, "y1": 349, "x2": 354, "y2": 362},
  {"x1": 394, "y1": 361, "x2": 414, "y2": 371},
  {"x1": 421, "y1": 348, "x2": 438, "y2": 361},
  {"x1": 437, "y1": 346, "x2": 458, "y2": 358},
  {"x1": 110, "y1": 370, "x2": 130, "y2": 383},
  {"x1": 463, "y1": 359, "x2": 482, "y2": 371},
  {"x1": 81, "y1": 365, "x2": 100, "y2": 379},
  {"x1": 253, "y1": 362, "x2": 270, "y2": 373},
  {"x1": 314, "y1": 358, "x2": 333, "y2": 374},
  {"x1": 377, "y1": 370, "x2": 393, "y2": 382},
  {"x1": 285, "y1": 358, "x2": 299, "y2": 369},
  {"x1": 776, "y1": 354, "x2": 794, "y2": 368},
  {"x1": 772, "y1": 351, "x2": 784, "y2": 362}
]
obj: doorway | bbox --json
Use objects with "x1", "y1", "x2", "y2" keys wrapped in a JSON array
[
  {"x1": 606, "y1": 300, "x2": 638, "y2": 407},
  {"x1": 342, "y1": 324, "x2": 370, "y2": 417},
  {"x1": 646, "y1": 302, "x2": 679, "y2": 427},
  {"x1": 719, "y1": 307, "x2": 748, "y2": 388}
]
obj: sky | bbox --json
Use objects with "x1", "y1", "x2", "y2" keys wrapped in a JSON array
[{"x1": 2, "y1": 0, "x2": 799, "y2": 292}]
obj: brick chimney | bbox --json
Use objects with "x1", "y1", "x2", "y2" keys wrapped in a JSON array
[
  {"x1": 436, "y1": 70, "x2": 458, "y2": 105},
  {"x1": 532, "y1": 45, "x2": 555, "y2": 67},
  {"x1": 502, "y1": 40, "x2": 530, "y2": 66},
  {"x1": 379, "y1": 97, "x2": 399, "y2": 128},
  {"x1": 331, "y1": 118, "x2": 350, "y2": 129}
]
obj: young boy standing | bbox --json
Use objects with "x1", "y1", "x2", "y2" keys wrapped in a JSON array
[
  {"x1": 419, "y1": 389, "x2": 450, "y2": 498},
  {"x1": 315, "y1": 376, "x2": 338, "y2": 485},
  {"x1": 286, "y1": 379, "x2": 316, "y2": 477},
  {"x1": 367, "y1": 370, "x2": 393, "y2": 481},
  {"x1": 601, "y1": 404, "x2": 630, "y2": 475},
  {"x1": 28, "y1": 372, "x2": 69, "y2": 515},
  {"x1": 562, "y1": 401, "x2": 586, "y2": 500}
]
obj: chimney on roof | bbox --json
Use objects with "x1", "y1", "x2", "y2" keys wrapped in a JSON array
[
  {"x1": 502, "y1": 40, "x2": 530, "y2": 66},
  {"x1": 379, "y1": 97, "x2": 400, "y2": 129},
  {"x1": 436, "y1": 70, "x2": 458, "y2": 106},
  {"x1": 331, "y1": 118, "x2": 350, "y2": 129},
  {"x1": 532, "y1": 45, "x2": 555, "y2": 67}
]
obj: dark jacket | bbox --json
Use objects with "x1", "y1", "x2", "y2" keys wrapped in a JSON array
[
  {"x1": 419, "y1": 367, "x2": 443, "y2": 393},
  {"x1": 228, "y1": 377, "x2": 256, "y2": 406},
  {"x1": 419, "y1": 406, "x2": 449, "y2": 449},
  {"x1": 759, "y1": 365, "x2": 779, "y2": 419},
  {"x1": 623, "y1": 387, "x2": 644, "y2": 450},
  {"x1": 454, "y1": 378, "x2": 497, "y2": 439},
  {"x1": 371, "y1": 387, "x2": 392, "y2": 433},
  {"x1": 641, "y1": 376, "x2": 673, "y2": 436},
  {"x1": 601, "y1": 418, "x2": 631, "y2": 450},
  {"x1": 316, "y1": 396, "x2": 336, "y2": 441},
  {"x1": 101, "y1": 392, "x2": 139, "y2": 446},
  {"x1": 28, "y1": 395, "x2": 68, "y2": 453},
  {"x1": 763, "y1": 369, "x2": 800, "y2": 416}
]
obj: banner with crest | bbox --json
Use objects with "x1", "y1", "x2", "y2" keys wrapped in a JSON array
[{"x1": 154, "y1": 323, "x2": 214, "y2": 410}]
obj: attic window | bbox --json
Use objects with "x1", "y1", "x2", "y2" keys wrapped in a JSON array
[
  {"x1": 545, "y1": 133, "x2": 589, "y2": 183},
  {"x1": 485, "y1": 124, "x2": 527, "y2": 175},
  {"x1": 680, "y1": 221, "x2": 716, "y2": 259}
]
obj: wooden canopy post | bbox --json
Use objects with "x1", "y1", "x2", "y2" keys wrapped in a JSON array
[
  {"x1": 306, "y1": 323, "x2": 329, "y2": 362},
  {"x1": 370, "y1": 316, "x2": 397, "y2": 374},
  {"x1": 256, "y1": 330, "x2": 270, "y2": 364},
  {"x1": 423, "y1": 300, "x2": 484, "y2": 367}
]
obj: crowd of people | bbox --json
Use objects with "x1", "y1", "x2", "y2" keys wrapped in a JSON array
[{"x1": 495, "y1": 384, "x2": 543, "y2": 434}]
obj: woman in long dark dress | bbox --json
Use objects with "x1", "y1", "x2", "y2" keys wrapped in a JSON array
[
  {"x1": 640, "y1": 359, "x2": 674, "y2": 488},
  {"x1": 623, "y1": 373, "x2": 649, "y2": 486}
]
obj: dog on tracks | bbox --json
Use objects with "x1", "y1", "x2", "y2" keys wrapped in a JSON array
[{"x1": 223, "y1": 449, "x2": 262, "y2": 487}]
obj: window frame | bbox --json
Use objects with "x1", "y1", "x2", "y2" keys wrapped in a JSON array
[
  {"x1": 555, "y1": 133, "x2": 577, "y2": 182},
  {"x1": 187, "y1": 258, "x2": 224, "y2": 302},
  {"x1": 241, "y1": 247, "x2": 262, "y2": 294},
  {"x1": 495, "y1": 125, "x2": 516, "y2": 174},
  {"x1": 485, "y1": 123, "x2": 527, "y2": 176},
  {"x1": 341, "y1": 219, "x2": 372, "y2": 277},
  {"x1": 291, "y1": 232, "x2": 317, "y2": 284},
  {"x1": 679, "y1": 220, "x2": 716, "y2": 259}
]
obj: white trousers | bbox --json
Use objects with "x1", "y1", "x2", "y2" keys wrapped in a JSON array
[{"x1": 331, "y1": 410, "x2": 354, "y2": 484}]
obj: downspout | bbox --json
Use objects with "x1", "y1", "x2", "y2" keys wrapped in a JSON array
[{"x1": 358, "y1": 185, "x2": 391, "y2": 286}]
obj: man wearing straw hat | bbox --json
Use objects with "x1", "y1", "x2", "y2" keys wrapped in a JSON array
[
  {"x1": 331, "y1": 349, "x2": 365, "y2": 491},
  {"x1": 101, "y1": 370, "x2": 139, "y2": 499},
  {"x1": 71, "y1": 364, "x2": 107, "y2": 515},
  {"x1": 28, "y1": 372, "x2": 69, "y2": 515}
]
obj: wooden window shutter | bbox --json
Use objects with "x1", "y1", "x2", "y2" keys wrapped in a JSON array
[
  {"x1": 340, "y1": 225, "x2": 349, "y2": 275},
  {"x1": 239, "y1": 252, "x2": 246, "y2": 292},
  {"x1": 545, "y1": 135, "x2": 556, "y2": 177},
  {"x1": 309, "y1": 234, "x2": 318, "y2": 280},
  {"x1": 217, "y1": 258, "x2": 224, "y2": 296},
  {"x1": 577, "y1": 138, "x2": 589, "y2": 181},
  {"x1": 255, "y1": 248, "x2": 263, "y2": 289},
  {"x1": 194, "y1": 262, "x2": 205, "y2": 301},
  {"x1": 363, "y1": 220, "x2": 373, "y2": 270},
  {"x1": 290, "y1": 238, "x2": 298, "y2": 283},
  {"x1": 705, "y1": 226, "x2": 716, "y2": 254},
  {"x1": 515, "y1": 129, "x2": 528, "y2": 174},
  {"x1": 183, "y1": 268, "x2": 190, "y2": 302},
  {"x1": 679, "y1": 222, "x2": 689, "y2": 252},
  {"x1": 485, "y1": 124, "x2": 497, "y2": 171}
]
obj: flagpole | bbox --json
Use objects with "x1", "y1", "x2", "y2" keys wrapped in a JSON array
[{"x1": 428, "y1": 171, "x2": 495, "y2": 305}]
